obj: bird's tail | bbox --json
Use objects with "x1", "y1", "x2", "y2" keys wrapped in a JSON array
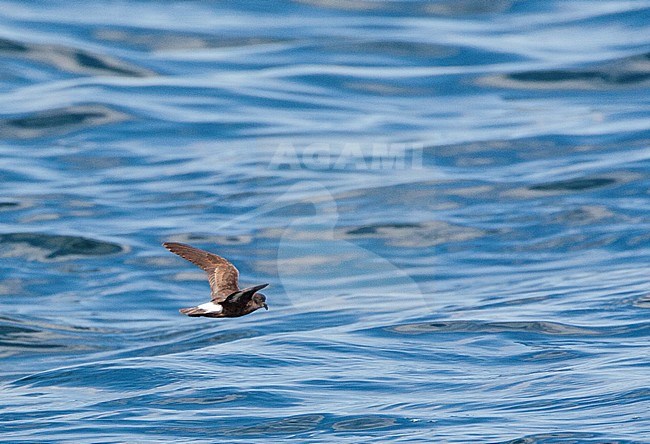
[{"x1": 179, "y1": 306, "x2": 207, "y2": 317}]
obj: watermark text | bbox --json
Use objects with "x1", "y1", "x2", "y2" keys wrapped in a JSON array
[{"x1": 269, "y1": 142, "x2": 424, "y2": 170}]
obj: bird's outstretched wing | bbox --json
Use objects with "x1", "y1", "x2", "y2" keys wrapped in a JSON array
[
  {"x1": 163, "y1": 242, "x2": 240, "y2": 302},
  {"x1": 224, "y1": 283, "x2": 269, "y2": 306}
]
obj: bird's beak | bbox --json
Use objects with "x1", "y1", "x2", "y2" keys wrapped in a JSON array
[{"x1": 263, "y1": 303, "x2": 269, "y2": 310}]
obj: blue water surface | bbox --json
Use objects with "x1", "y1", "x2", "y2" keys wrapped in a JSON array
[{"x1": 1, "y1": 1, "x2": 649, "y2": 442}]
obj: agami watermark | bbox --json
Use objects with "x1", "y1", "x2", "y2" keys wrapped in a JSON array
[{"x1": 269, "y1": 142, "x2": 424, "y2": 170}]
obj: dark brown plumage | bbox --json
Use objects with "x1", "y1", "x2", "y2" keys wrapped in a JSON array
[{"x1": 163, "y1": 242, "x2": 269, "y2": 318}]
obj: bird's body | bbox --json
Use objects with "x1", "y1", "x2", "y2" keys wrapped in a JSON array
[
  {"x1": 163, "y1": 242, "x2": 268, "y2": 318},
  {"x1": 180, "y1": 301, "x2": 223, "y2": 317}
]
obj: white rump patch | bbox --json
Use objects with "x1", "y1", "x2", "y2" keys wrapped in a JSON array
[{"x1": 197, "y1": 302, "x2": 223, "y2": 314}]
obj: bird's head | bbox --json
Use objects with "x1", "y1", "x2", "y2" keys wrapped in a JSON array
[{"x1": 252, "y1": 293, "x2": 268, "y2": 310}]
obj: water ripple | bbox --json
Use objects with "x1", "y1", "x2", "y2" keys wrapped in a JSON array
[
  {"x1": 386, "y1": 320, "x2": 650, "y2": 338},
  {"x1": 0, "y1": 36, "x2": 153, "y2": 77},
  {"x1": 0, "y1": 232, "x2": 125, "y2": 260},
  {"x1": 0, "y1": 104, "x2": 129, "y2": 139},
  {"x1": 0, "y1": 1, "x2": 648, "y2": 442}
]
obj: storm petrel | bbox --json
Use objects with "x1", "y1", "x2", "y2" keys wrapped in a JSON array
[{"x1": 163, "y1": 242, "x2": 269, "y2": 318}]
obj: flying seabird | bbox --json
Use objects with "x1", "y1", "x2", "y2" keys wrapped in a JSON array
[{"x1": 163, "y1": 242, "x2": 269, "y2": 318}]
